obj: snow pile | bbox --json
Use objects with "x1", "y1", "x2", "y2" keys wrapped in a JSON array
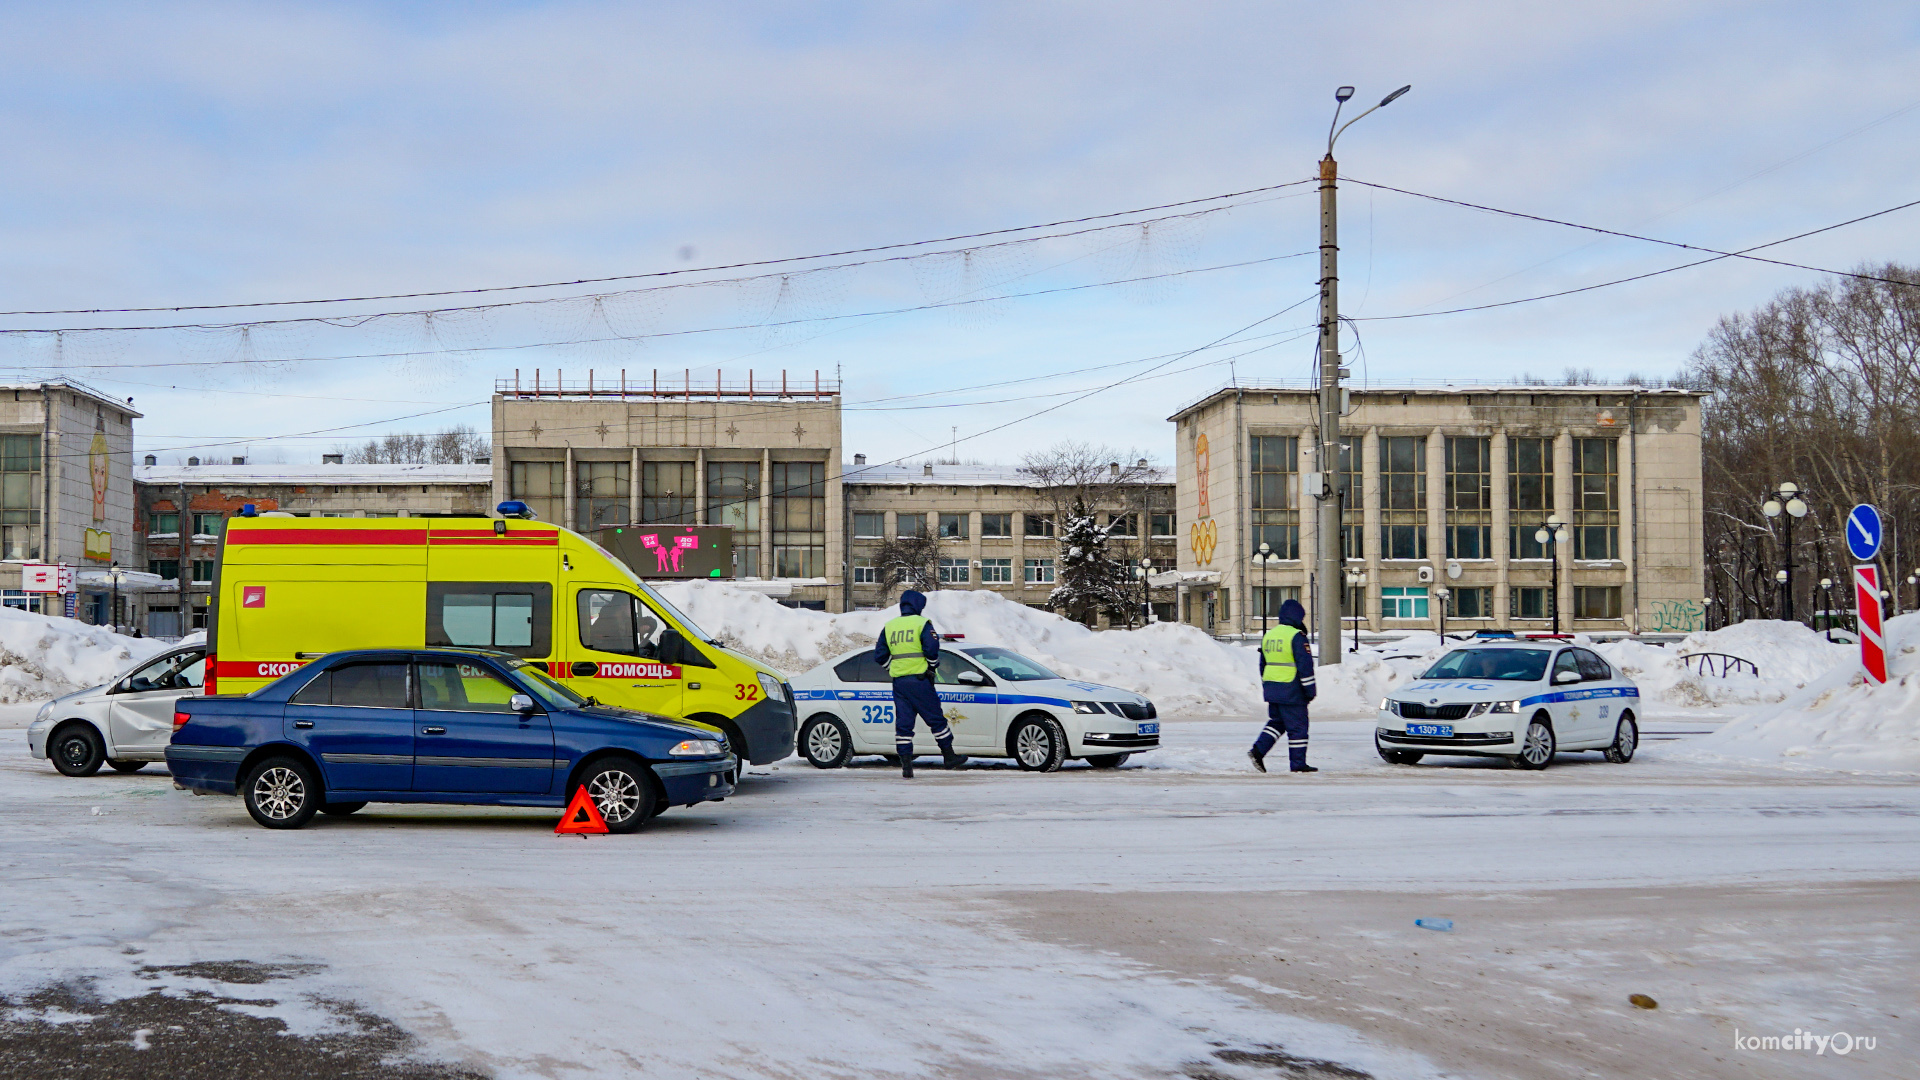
[
  {"x1": 660, "y1": 582, "x2": 1266, "y2": 715},
  {"x1": 0, "y1": 609, "x2": 173, "y2": 703},
  {"x1": 1592, "y1": 620, "x2": 1856, "y2": 708},
  {"x1": 1674, "y1": 612, "x2": 1920, "y2": 773}
]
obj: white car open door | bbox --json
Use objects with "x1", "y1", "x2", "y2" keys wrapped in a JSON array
[{"x1": 107, "y1": 648, "x2": 206, "y2": 758}]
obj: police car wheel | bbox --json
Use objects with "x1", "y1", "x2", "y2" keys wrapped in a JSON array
[
  {"x1": 1084, "y1": 753, "x2": 1129, "y2": 769},
  {"x1": 51, "y1": 723, "x2": 106, "y2": 777},
  {"x1": 1513, "y1": 716, "x2": 1555, "y2": 770},
  {"x1": 1603, "y1": 713, "x2": 1638, "y2": 763},
  {"x1": 1011, "y1": 716, "x2": 1066, "y2": 772},
  {"x1": 1375, "y1": 741, "x2": 1422, "y2": 766},
  {"x1": 801, "y1": 714, "x2": 854, "y2": 769}
]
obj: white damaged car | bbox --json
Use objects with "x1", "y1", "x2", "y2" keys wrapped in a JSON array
[
  {"x1": 1375, "y1": 641, "x2": 1639, "y2": 769},
  {"x1": 790, "y1": 644, "x2": 1159, "y2": 771},
  {"x1": 27, "y1": 643, "x2": 207, "y2": 777}
]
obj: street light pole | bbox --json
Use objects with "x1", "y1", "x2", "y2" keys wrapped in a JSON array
[
  {"x1": 1316, "y1": 83, "x2": 1409, "y2": 669},
  {"x1": 1761, "y1": 483, "x2": 1810, "y2": 623},
  {"x1": 1534, "y1": 514, "x2": 1569, "y2": 635},
  {"x1": 1256, "y1": 542, "x2": 1271, "y2": 633}
]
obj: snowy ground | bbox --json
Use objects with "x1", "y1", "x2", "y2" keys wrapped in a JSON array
[{"x1": 3, "y1": 709, "x2": 1913, "y2": 1079}]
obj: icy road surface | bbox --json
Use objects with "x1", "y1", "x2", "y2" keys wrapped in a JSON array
[{"x1": 2, "y1": 713, "x2": 1914, "y2": 1079}]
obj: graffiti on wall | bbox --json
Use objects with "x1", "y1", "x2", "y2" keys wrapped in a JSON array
[{"x1": 1646, "y1": 599, "x2": 1704, "y2": 633}]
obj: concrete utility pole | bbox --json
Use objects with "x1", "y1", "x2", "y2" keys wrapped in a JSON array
[{"x1": 1314, "y1": 84, "x2": 1409, "y2": 665}]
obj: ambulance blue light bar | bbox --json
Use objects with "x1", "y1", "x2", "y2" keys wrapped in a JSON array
[{"x1": 497, "y1": 500, "x2": 537, "y2": 519}]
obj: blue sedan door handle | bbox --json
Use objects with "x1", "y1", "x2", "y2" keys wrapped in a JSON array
[
  {"x1": 422, "y1": 726, "x2": 447, "y2": 735},
  {"x1": 292, "y1": 720, "x2": 314, "y2": 729}
]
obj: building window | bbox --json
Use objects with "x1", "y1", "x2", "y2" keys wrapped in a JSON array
[
  {"x1": 938, "y1": 513, "x2": 969, "y2": 540},
  {"x1": 149, "y1": 512, "x2": 180, "y2": 535},
  {"x1": 1381, "y1": 585, "x2": 1430, "y2": 620},
  {"x1": 852, "y1": 512, "x2": 884, "y2": 539},
  {"x1": 770, "y1": 462, "x2": 826, "y2": 578},
  {"x1": 1024, "y1": 558, "x2": 1055, "y2": 584},
  {"x1": 981, "y1": 513, "x2": 1012, "y2": 538},
  {"x1": 642, "y1": 461, "x2": 697, "y2": 525},
  {"x1": 1151, "y1": 511, "x2": 1176, "y2": 538},
  {"x1": 706, "y1": 462, "x2": 760, "y2": 577},
  {"x1": 980, "y1": 558, "x2": 1013, "y2": 583},
  {"x1": 1024, "y1": 513, "x2": 1054, "y2": 538},
  {"x1": 1574, "y1": 585, "x2": 1623, "y2": 620},
  {"x1": 2, "y1": 589, "x2": 27, "y2": 611},
  {"x1": 1573, "y1": 438, "x2": 1619, "y2": 560},
  {"x1": 575, "y1": 461, "x2": 630, "y2": 532},
  {"x1": 1249, "y1": 435, "x2": 1300, "y2": 559},
  {"x1": 1251, "y1": 585, "x2": 1302, "y2": 621},
  {"x1": 0, "y1": 434, "x2": 41, "y2": 562},
  {"x1": 1445, "y1": 436, "x2": 1492, "y2": 560},
  {"x1": 1510, "y1": 586, "x2": 1548, "y2": 620},
  {"x1": 1448, "y1": 586, "x2": 1493, "y2": 618},
  {"x1": 510, "y1": 461, "x2": 565, "y2": 525},
  {"x1": 1107, "y1": 512, "x2": 1138, "y2": 538},
  {"x1": 1336, "y1": 437, "x2": 1362, "y2": 560},
  {"x1": 851, "y1": 556, "x2": 877, "y2": 584},
  {"x1": 148, "y1": 560, "x2": 181, "y2": 581},
  {"x1": 896, "y1": 512, "x2": 926, "y2": 539},
  {"x1": 1508, "y1": 437, "x2": 1553, "y2": 559},
  {"x1": 1380, "y1": 436, "x2": 1426, "y2": 560},
  {"x1": 938, "y1": 558, "x2": 970, "y2": 583}
]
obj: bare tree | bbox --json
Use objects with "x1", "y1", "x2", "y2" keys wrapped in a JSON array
[
  {"x1": 332, "y1": 425, "x2": 488, "y2": 465},
  {"x1": 874, "y1": 534, "x2": 940, "y2": 595}
]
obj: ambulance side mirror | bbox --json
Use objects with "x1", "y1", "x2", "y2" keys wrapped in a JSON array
[
  {"x1": 510, "y1": 693, "x2": 537, "y2": 714},
  {"x1": 657, "y1": 628, "x2": 686, "y2": 666}
]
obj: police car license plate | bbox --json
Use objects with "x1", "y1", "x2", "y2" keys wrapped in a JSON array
[
  {"x1": 1137, "y1": 722, "x2": 1159, "y2": 736},
  {"x1": 1407, "y1": 723, "x2": 1452, "y2": 737}
]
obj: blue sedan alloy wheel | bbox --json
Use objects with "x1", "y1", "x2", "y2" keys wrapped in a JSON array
[
  {"x1": 573, "y1": 758, "x2": 656, "y2": 834},
  {"x1": 243, "y1": 756, "x2": 321, "y2": 829}
]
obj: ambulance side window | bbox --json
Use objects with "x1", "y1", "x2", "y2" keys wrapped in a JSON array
[
  {"x1": 426, "y1": 582, "x2": 552, "y2": 658},
  {"x1": 578, "y1": 590, "x2": 657, "y2": 659}
]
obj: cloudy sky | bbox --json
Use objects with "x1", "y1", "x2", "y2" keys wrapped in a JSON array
[{"x1": 1, "y1": 2, "x2": 1916, "y2": 467}]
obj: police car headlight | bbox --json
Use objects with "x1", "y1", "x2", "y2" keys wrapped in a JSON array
[
  {"x1": 669, "y1": 739, "x2": 725, "y2": 757},
  {"x1": 1072, "y1": 700, "x2": 1103, "y2": 714},
  {"x1": 757, "y1": 673, "x2": 786, "y2": 702},
  {"x1": 1489, "y1": 700, "x2": 1521, "y2": 713}
]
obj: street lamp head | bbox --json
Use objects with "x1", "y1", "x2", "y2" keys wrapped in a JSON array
[
  {"x1": 1534, "y1": 528, "x2": 1550, "y2": 545},
  {"x1": 1820, "y1": 577, "x2": 1832, "y2": 588},
  {"x1": 1335, "y1": 86, "x2": 1355, "y2": 102},
  {"x1": 1785, "y1": 498, "x2": 1809, "y2": 519},
  {"x1": 1258, "y1": 542, "x2": 1270, "y2": 554},
  {"x1": 1379, "y1": 84, "x2": 1412, "y2": 107},
  {"x1": 1555, "y1": 528, "x2": 1570, "y2": 544},
  {"x1": 1778, "y1": 482, "x2": 1799, "y2": 496},
  {"x1": 1761, "y1": 500, "x2": 1782, "y2": 518},
  {"x1": 1546, "y1": 513, "x2": 1564, "y2": 526},
  {"x1": 1775, "y1": 570, "x2": 1789, "y2": 583}
]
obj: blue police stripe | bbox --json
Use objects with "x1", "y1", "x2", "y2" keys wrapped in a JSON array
[
  {"x1": 793, "y1": 687, "x2": 1073, "y2": 708},
  {"x1": 1519, "y1": 686, "x2": 1640, "y2": 707}
]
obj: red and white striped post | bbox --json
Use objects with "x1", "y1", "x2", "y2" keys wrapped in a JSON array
[{"x1": 1855, "y1": 564, "x2": 1886, "y2": 684}]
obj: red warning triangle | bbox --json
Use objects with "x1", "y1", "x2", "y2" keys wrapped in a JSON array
[{"x1": 555, "y1": 786, "x2": 609, "y2": 835}]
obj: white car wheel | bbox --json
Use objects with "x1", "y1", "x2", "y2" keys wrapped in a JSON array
[
  {"x1": 1513, "y1": 716, "x2": 1555, "y2": 770},
  {"x1": 1011, "y1": 715, "x2": 1066, "y2": 772},
  {"x1": 1604, "y1": 713, "x2": 1637, "y2": 763}
]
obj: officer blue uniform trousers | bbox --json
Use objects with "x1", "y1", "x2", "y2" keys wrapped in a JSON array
[
  {"x1": 870, "y1": 589, "x2": 957, "y2": 760},
  {"x1": 1252, "y1": 598, "x2": 1316, "y2": 771}
]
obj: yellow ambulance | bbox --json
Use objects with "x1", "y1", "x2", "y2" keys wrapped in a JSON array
[{"x1": 204, "y1": 508, "x2": 796, "y2": 765}]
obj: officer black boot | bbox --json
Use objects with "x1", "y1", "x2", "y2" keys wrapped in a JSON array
[
  {"x1": 900, "y1": 753, "x2": 914, "y2": 778},
  {"x1": 941, "y1": 744, "x2": 968, "y2": 769}
]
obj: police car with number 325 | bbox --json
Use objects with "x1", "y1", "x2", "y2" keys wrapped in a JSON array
[{"x1": 1375, "y1": 641, "x2": 1640, "y2": 770}]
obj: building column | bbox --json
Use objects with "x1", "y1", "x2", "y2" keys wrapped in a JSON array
[
  {"x1": 1491, "y1": 431, "x2": 1510, "y2": 629},
  {"x1": 1362, "y1": 427, "x2": 1381, "y2": 632},
  {"x1": 694, "y1": 448, "x2": 707, "y2": 525},
  {"x1": 1426, "y1": 427, "x2": 1446, "y2": 631},
  {"x1": 1619, "y1": 426, "x2": 1638, "y2": 632},
  {"x1": 759, "y1": 450, "x2": 772, "y2": 579},
  {"x1": 564, "y1": 446, "x2": 576, "y2": 532},
  {"x1": 629, "y1": 448, "x2": 641, "y2": 526},
  {"x1": 1554, "y1": 430, "x2": 1575, "y2": 628},
  {"x1": 968, "y1": 511, "x2": 983, "y2": 592}
]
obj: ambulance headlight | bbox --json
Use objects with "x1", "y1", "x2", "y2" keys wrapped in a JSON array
[
  {"x1": 669, "y1": 739, "x2": 725, "y2": 757},
  {"x1": 1489, "y1": 700, "x2": 1522, "y2": 713},
  {"x1": 1071, "y1": 700, "x2": 1104, "y2": 714},
  {"x1": 757, "y1": 673, "x2": 786, "y2": 702}
]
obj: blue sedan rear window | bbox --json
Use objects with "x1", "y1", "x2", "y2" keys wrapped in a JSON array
[{"x1": 1420, "y1": 649, "x2": 1550, "y2": 682}]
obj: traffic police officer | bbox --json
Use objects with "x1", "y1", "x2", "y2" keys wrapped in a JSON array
[
  {"x1": 873, "y1": 589, "x2": 966, "y2": 778},
  {"x1": 1250, "y1": 597, "x2": 1318, "y2": 773}
]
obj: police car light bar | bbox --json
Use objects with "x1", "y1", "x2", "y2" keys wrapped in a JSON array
[{"x1": 939, "y1": 633, "x2": 966, "y2": 640}]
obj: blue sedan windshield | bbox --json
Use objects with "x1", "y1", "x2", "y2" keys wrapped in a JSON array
[{"x1": 1419, "y1": 648, "x2": 1551, "y2": 682}]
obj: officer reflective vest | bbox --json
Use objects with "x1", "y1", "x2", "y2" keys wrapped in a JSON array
[
  {"x1": 883, "y1": 614, "x2": 932, "y2": 677},
  {"x1": 1260, "y1": 623, "x2": 1301, "y2": 685}
]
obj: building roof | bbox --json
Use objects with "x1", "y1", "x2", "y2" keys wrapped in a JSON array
[
  {"x1": 0, "y1": 377, "x2": 144, "y2": 417},
  {"x1": 1166, "y1": 382, "x2": 1705, "y2": 422},
  {"x1": 135, "y1": 463, "x2": 493, "y2": 487},
  {"x1": 843, "y1": 463, "x2": 1169, "y2": 487}
]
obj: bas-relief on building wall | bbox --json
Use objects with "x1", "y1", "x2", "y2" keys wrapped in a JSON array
[{"x1": 1188, "y1": 432, "x2": 1216, "y2": 567}]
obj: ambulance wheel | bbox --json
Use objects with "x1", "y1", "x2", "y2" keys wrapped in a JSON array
[
  {"x1": 320, "y1": 801, "x2": 367, "y2": 816},
  {"x1": 571, "y1": 758, "x2": 655, "y2": 834},
  {"x1": 1011, "y1": 715, "x2": 1066, "y2": 773},
  {"x1": 1512, "y1": 715, "x2": 1556, "y2": 770},
  {"x1": 51, "y1": 723, "x2": 106, "y2": 777},
  {"x1": 108, "y1": 759, "x2": 148, "y2": 774},
  {"x1": 801, "y1": 714, "x2": 854, "y2": 769},
  {"x1": 1084, "y1": 753, "x2": 1129, "y2": 769},
  {"x1": 242, "y1": 756, "x2": 320, "y2": 829},
  {"x1": 1603, "y1": 713, "x2": 1638, "y2": 763}
]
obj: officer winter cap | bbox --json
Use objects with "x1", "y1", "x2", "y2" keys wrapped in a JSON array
[
  {"x1": 898, "y1": 590, "x2": 928, "y2": 616},
  {"x1": 1279, "y1": 598, "x2": 1306, "y2": 626}
]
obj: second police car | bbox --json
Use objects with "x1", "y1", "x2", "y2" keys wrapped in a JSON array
[
  {"x1": 1375, "y1": 640, "x2": 1640, "y2": 769},
  {"x1": 789, "y1": 642, "x2": 1159, "y2": 771}
]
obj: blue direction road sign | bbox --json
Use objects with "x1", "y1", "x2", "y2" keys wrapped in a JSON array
[{"x1": 1846, "y1": 503, "x2": 1883, "y2": 562}]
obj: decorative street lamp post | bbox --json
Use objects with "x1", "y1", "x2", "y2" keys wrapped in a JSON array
[
  {"x1": 1255, "y1": 542, "x2": 1272, "y2": 633},
  {"x1": 1760, "y1": 483, "x2": 1810, "y2": 622},
  {"x1": 1533, "y1": 513, "x2": 1570, "y2": 635},
  {"x1": 1819, "y1": 577, "x2": 1834, "y2": 641},
  {"x1": 1434, "y1": 585, "x2": 1450, "y2": 641},
  {"x1": 1343, "y1": 569, "x2": 1368, "y2": 653}
]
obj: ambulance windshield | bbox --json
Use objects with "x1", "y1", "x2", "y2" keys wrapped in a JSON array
[{"x1": 635, "y1": 581, "x2": 715, "y2": 643}]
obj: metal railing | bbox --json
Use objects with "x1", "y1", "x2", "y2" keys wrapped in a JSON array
[
  {"x1": 496, "y1": 368, "x2": 840, "y2": 401},
  {"x1": 1679, "y1": 652, "x2": 1759, "y2": 678}
]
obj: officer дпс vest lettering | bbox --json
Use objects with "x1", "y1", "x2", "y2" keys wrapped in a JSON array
[{"x1": 884, "y1": 614, "x2": 931, "y2": 677}]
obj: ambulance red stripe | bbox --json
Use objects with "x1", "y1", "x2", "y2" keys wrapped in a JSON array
[
  {"x1": 228, "y1": 529, "x2": 426, "y2": 546},
  {"x1": 214, "y1": 659, "x2": 311, "y2": 679}
]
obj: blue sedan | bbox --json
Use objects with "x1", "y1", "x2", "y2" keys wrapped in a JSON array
[{"x1": 167, "y1": 648, "x2": 735, "y2": 831}]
